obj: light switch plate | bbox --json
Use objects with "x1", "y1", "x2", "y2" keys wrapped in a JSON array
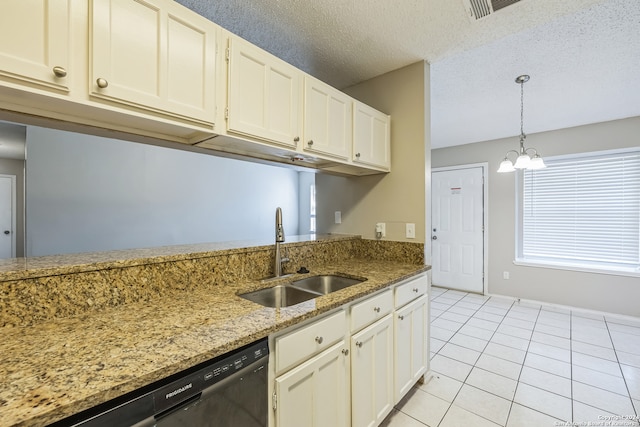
[
  {"x1": 334, "y1": 211, "x2": 341, "y2": 224},
  {"x1": 406, "y1": 223, "x2": 416, "y2": 239}
]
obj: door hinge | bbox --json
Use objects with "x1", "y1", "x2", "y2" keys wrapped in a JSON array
[
  {"x1": 225, "y1": 107, "x2": 229, "y2": 120},
  {"x1": 225, "y1": 47, "x2": 230, "y2": 62},
  {"x1": 272, "y1": 390, "x2": 277, "y2": 411}
]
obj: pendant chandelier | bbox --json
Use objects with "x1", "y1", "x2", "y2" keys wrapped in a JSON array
[{"x1": 497, "y1": 75, "x2": 546, "y2": 173}]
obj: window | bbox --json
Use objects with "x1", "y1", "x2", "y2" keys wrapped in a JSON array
[{"x1": 516, "y1": 149, "x2": 640, "y2": 275}]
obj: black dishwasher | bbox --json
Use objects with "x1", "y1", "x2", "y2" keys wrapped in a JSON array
[{"x1": 59, "y1": 339, "x2": 269, "y2": 427}]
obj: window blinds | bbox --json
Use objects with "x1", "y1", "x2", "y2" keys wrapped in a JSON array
[{"x1": 521, "y1": 150, "x2": 640, "y2": 270}]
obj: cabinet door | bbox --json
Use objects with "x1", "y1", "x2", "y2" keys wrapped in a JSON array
[
  {"x1": 303, "y1": 76, "x2": 352, "y2": 159},
  {"x1": 351, "y1": 315, "x2": 394, "y2": 427},
  {"x1": 353, "y1": 101, "x2": 391, "y2": 170},
  {"x1": 227, "y1": 36, "x2": 301, "y2": 148},
  {"x1": 0, "y1": 0, "x2": 70, "y2": 92},
  {"x1": 275, "y1": 341, "x2": 350, "y2": 427},
  {"x1": 91, "y1": 0, "x2": 216, "y2": 123},
  {"x1": 394, "y1": 296, "x2": 428, "y2": 402}
]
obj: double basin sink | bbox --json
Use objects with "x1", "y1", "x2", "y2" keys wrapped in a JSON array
[{"x1": 239, "y1": 275, "x2": 366, "y2": 308}]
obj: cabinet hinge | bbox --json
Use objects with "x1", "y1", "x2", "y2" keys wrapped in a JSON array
[
  {"x1": 225, "y1": 47, "x2": 230, "y2": 62},
  {"x1": 224, "y1": 107, "x2": 229, "y2": 120},
  {"x1": 272, "y1": 391, "x2": 277, "y2": 411}
]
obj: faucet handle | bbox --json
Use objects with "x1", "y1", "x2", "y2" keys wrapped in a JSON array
[{"x1": 280, "y1": 257, "x2": 290, "y2": 264}]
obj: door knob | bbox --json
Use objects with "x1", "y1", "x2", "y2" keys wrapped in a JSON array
[
  {"x1": 3, "y1": 230, "x2": 9, "y2": 235},
  {"x1": 432, "y1": 236, "x2": 437, "y2": 240}
]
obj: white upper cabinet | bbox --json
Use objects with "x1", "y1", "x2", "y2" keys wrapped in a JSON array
[
  {"x1": 303, "y1": 76, "x2": 352, "y2": 160},
  {"x1": 90, "y1": 0, "x2": 217, "y2": 124},
  {"x1": 226, "y1": 36, "x2": 301, "y2": 149},
  {"x1": 0, "y1": 0, "x2": 70, "y2": 92},
  {"x1": 353, "y1": 101, "x2": 391, "y2": 171}
]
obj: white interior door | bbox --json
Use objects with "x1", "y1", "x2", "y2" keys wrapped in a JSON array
[
  {"x1": 0, "y1": 175, "x2": 16, "y2": 259},
  {"x1": 431, "y1": 167, "x2": 484, "y2": 293}
]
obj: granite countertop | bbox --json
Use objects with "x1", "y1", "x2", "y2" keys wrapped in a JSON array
[
  {"x1": 0, "y1": 258, "x2": 430, "y2": 427},
  {"x1": 0, "y1": 234, "x2": 354, "y2": 282}
]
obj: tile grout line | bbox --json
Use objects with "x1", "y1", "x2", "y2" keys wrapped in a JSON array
[
  {"x1": 504, "y1": 302, "x2": 543, "y2": 425},
  {"x1": 603, "y1": 316, "x2": 639, "y2": 418},
  {"x1": 434, "y1": 291, "x2": 516, "y2": 427}
]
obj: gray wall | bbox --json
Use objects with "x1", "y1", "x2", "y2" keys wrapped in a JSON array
[
  {"x1": 432, "y1": 116, "x2": 640, "y2": 317},
  {"x1": 26, "y1": 126, "x2": 301, "y2": 256}
]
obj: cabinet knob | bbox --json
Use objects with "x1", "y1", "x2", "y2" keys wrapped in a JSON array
[
  {"x1": 307, "y1": 140, "x2": 314, "y2": 146},
  {"x1": 3, "y1": 230, "x2": 9, "y2": 235},
  {"x1": 342, "y1": 349, "x2": 349, "y2": 356},
  {"x1": 96, "y1": 78, "x2": 109, "y2": 88},
  {"x1": 373, "y1": 307, "x2": 380, "y2": 313},
  {"x1": 293, "y1": 136, "x2": 300, "y2": 142},
  {"x1": 52, "y1": 66, "x2": 67, "y2": 78},
  {"x1": 398, "y1": 315, "x2": 405, "y2": 320},
  {"x1": 355, "y1": 152, "x2": 361, "y2": 158},
  {"x1": 355, "y1": 341, "x2": 363, "y2": 348},
  {"x1": 413, "y1": 288, "x2": 419, "y2": 293},
  {"x1": 315, "y1": 336, "x2": 323, "y2": 344}
]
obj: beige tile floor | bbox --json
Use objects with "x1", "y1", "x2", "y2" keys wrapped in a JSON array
[{"x1": 381, "y1": 287, "x2": 640, "y2": 427}]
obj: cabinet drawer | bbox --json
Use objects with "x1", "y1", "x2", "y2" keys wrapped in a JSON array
[
  {"x1": 395, "y1": 275, "x2": 428, "y2": 308},
  {"x1": 275, "y1": 309, "x2": 346, "y2": 374},
  {"x1": 350, "y1": 289, "x2": 393, "y2": 332}
]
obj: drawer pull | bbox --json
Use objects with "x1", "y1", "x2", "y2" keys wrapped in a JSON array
[
  {"x1": 355, "y1": 341, "x2": 363, "y2": 348},
  {"x1": 398, "y1": 315, "x2": 405, "y2": 320},
  {"x1": 315, "y1": 336, "x2": 323, "y2": 344},
  {"x1": 373, "y1": 307, "x2": 381, "y2": 313},
  {"x1": 413, "y1": 288, "x2": 419, "y2": 293},
  {"x1": 342, "y1": 349, "x2": 349, "y2": 356}
]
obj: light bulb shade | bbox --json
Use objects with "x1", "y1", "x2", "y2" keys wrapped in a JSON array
[
  {"x1": 497, "y1": 159, "x2": 516, "y2": 173},
  {"x1": 514, "y1": 154, "x2": 531, "y2": 169},
  {"x1": 529, "y1": 155, "x2": 546, "y2": 170}
]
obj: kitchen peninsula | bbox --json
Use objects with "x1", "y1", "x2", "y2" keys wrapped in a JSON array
[{"x1": 0, "y1": 235, "x2": 429, "y2": 427}]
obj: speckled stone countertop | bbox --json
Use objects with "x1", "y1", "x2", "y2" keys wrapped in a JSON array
[
  {"x1": 0, "y1": 234, "x2": 354, "y2": 282},
  {"x1": 0, "y1": 257, "x2": 429, "y2": 427}
]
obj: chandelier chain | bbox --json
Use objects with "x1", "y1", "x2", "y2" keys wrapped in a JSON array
[{"x1": 520, "y1": 79, "x2": 525, "y2": 139}]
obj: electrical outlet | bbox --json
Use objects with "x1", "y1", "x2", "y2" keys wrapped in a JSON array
[
  {"x1": 375, "y1": 222, "x2": 386, "y2": 238},
  {"x1": 503, "y1": 271, "x2": 510, "y2": 280},
  {"x1": 334, "y1": 211, "x2": 341, "y2": 224},
  {"x1": 406, "y1": 223, "x2": 416, "y2": 239}
]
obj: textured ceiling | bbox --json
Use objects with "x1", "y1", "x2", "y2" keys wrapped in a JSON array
[{"x1": 180, "y1": 0, "x2": 639, "y2": 148}]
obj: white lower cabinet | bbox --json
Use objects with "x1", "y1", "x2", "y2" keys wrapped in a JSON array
[
  {"x1": 275, "y1": 340, "x2": 350, "y2": 427},
  {"x1": 271, "y1": 273, "x2": 429, "y2": 427},
  {"x1": 351, "y1": 315, "x2": 394, "y2": 427},
  {"x1": 394, "y1": 295, "x2": 428, "y2": 402}
]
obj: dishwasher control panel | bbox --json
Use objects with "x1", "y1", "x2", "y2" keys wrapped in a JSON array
[{"x1": 153, "y1": 339, "x2": 268, "y2": 414}]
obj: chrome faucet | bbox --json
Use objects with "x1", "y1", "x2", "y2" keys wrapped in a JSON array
[{"x1": 274, "y1": 207, "x2": 288, "y2": 277}]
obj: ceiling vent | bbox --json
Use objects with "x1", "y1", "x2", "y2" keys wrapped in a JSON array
[{"x1": 462, "y1": 0, "x2": 522, "y2": 20}]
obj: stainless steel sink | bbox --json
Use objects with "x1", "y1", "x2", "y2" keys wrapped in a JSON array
[
  {"x1": 239, "y1": 285, "x2": 321, "y2": 308},
  {"x1": 290, "y1": 275, "x2": 365, "y2": 295}
]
